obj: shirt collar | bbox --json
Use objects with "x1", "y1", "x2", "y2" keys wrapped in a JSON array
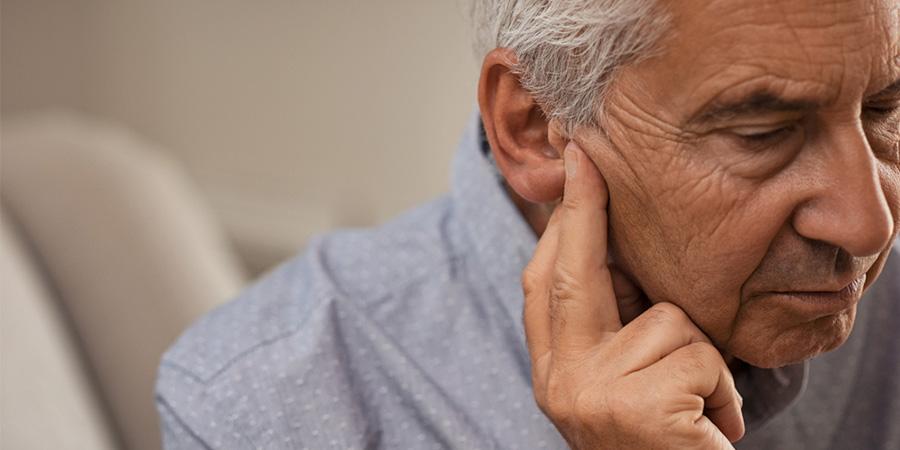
[
  {"x1": 449, "y1": 109, "x2": 808, "y2": 431},
  {"x1": 450, "y1": 111, "x2": 537, "y2": 341}
]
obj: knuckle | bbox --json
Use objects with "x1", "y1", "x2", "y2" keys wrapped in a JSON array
[
  {"x1": 722, "y1": 366, "x2": 738, "y2": 391},
  {"x1": 603, "y1": 389, "x2": 641, "y2": 428},
  {"x1": 550, "y1": 265, "x2": 583, "y2": 303},
  {"x1": 542, "y1": 393, "x2": 572, "y2": 423},
  {"x1": 548, "y1": 272, "x2": 582, "y2": 328},
  {"x1": 683, "y1": 342, "x2": 723, "y2": 371},
  {"x1": 532, "y1": 379, "x2": 549, "y2": 414},
  {"x1": 541, "y1": 374, "x2": 580, "y2": 425},
  {"x1": 561, "y1": 192, "x2": 582, "y2": 212},
  {"x1": 650, "y1": 301, "x2": 688, "y2": 320},
  {"x1": 571, "y1": 390, "x2": 600, "y2": 426},
  {"x1": 543, "y1": 374, "x2": 568, "y2": 406},
  {"x1": 521, "y1": 267, "x2": 544, "y2": 299},
  {"x1": 646, "y1": 302, "x2": 691, "y2": 327},
  {"x1": 531, "y1": 364, "x2": 555, "y2": 418},
  {"x1": 693, "y1": 342, "x2": 722, "y2": 362}
]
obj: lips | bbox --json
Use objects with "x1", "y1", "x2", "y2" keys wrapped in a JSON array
[
  {"x1": 766, "y1": 274, "x2": 867, "y2": 319},
  {"x1": 778, "y1": 273, "x2": 868, "y2": 296}
]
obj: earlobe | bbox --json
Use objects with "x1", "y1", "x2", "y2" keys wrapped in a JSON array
[{"x1": 478, "y1": 48, "x2": 567, "y2": 204}]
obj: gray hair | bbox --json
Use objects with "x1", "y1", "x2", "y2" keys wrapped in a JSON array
[{"x1": 469, "y1": 1, "x2": 669, "y2": 134}]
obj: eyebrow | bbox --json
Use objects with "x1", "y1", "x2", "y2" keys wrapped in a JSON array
[{"x1": 688, "y1": 91, "x2": 819, "y2": 126}]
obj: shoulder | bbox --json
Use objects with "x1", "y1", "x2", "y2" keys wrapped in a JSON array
[
  {"x1": 155, "y1": 195, "x2": 467, "y2": 444},
  {"x1": 158, "y1": 194, "x2": 461, "y2": 383}
]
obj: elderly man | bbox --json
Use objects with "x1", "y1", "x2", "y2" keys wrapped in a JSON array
[{"x1": 157, "y1": 0, "x2": 900, "y2": 448}]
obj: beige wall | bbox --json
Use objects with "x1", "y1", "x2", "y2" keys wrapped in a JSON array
[{"x1": 2, "y1": 0, "x2": 479, "y2": 272}]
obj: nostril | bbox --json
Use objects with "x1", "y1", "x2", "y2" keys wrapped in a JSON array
[{"x1": 834, "y1": 248, "x2": 854, "y2": 274}]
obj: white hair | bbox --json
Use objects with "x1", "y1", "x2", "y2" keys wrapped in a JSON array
[{"x1": 469, "y1": 0, "x2": 669, "y2": 134}]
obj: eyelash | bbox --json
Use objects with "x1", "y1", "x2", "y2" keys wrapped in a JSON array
[
  {"x1": 736, "y1": 125, "x2": 797, "y2": 146},
  {"x1": 727, "y1": 101, "x2": 899, "y2": 148},
  {"x1": 863, "y1": 103, "x2": 900, "y2": 118}
]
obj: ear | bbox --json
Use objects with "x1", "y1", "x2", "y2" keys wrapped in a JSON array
[{"x1": 478, "y1": 48, "x2": 568, "y2": 204}]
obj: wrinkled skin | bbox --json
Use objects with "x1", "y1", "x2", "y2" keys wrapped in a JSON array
[
  {"x1": 478, "y1": 0, "x2": 900, "y2": 446},
  {"x1": 569, "y1": 0, "x2": 900, "y2": 368}
]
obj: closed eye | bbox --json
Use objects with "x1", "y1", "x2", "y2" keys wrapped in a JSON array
[
  {"x1": 863, "y1": 102, "x2": 900, "y2": 117},
  {"x1": 730, "y1": 124, "x2": 797, "y2": 146},
  {"x1": 739, "y1": 127, "x2": 790, "y2": 141}
]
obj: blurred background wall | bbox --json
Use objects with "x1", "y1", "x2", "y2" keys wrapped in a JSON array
[
  {"x1": 2, "y1": 0, "x2": 479, "y2": 274},
  {"x1": 1, "y1": 2, "x2": 478, "y2": 449}
]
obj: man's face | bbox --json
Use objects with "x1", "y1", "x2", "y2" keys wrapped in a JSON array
[{"x1": 579, "y1": 0, "x2": 900, "y2": 368}]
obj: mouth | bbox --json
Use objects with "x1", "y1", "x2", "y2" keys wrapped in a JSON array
[{"x1": 766, "y1": 274, "x2": 867, "y2": 319}]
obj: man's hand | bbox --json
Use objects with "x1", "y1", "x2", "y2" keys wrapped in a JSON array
[{"x1": 522, "y1": 142, "x2": 745, "y2": 449}]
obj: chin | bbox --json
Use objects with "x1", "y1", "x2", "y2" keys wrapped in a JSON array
[{"x1": 728, "y1": 307, "x2": 857, "y2": 369}]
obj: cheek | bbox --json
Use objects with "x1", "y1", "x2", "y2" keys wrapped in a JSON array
[
  {"x1": 657, "y1": 186, "x2": 787, "y2": 343},
  {"x1": 594, "y1": 119, "x2": 804, "y2": 342},
  {"x1": 607, "y1": 153, "x2": 794, "y2": 343}
]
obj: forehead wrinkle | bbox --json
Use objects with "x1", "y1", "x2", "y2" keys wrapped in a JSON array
[
  {"x1": 817, "y1": 1, "x2": 899, "y2": 93},
  {"x1": 618, "y1": 0, "x2": 897, "y2": 132},
  {"x1": 606, "y1": 87, "x2": 689, "y2": 141}
]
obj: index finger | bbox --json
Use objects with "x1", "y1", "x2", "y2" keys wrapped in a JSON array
[
  {"x1": 549, "y1": 141, "x2": 622, "y2": 353},
  {"x1": 522, "y1": 209, "x2": 562, "y2": 369}
]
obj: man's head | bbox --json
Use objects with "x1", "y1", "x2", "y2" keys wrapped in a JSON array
[{"x1": 476, "y1": 0, "x2": 900, "y2": 368}]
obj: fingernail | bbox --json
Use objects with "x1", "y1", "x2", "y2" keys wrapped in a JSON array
[{"x1": 564, "y1": 146, "x2": 577, "y2": 179}]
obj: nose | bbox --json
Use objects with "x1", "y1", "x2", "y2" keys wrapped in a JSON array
[{"x1": 792, "y1": 127, "x2": 894, "y2": 258}]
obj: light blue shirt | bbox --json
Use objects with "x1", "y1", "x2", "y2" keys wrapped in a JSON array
[{"x1": 157, "y1": 113, "x2": 900, "y2": 449}]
